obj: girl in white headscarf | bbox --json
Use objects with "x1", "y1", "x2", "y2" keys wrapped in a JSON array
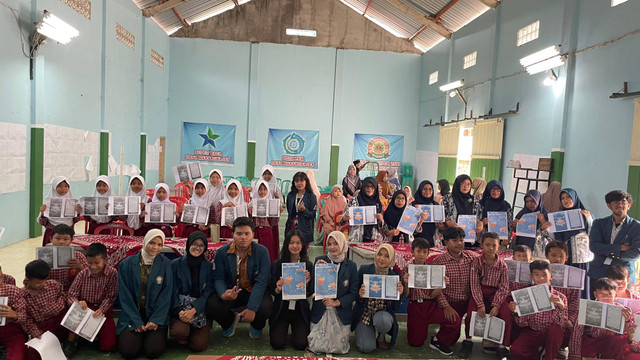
[
  {"x1": 83, "y1": 175, "x2": 115, "y2": 234},
  {"x1": 248, "y1": 180, "x2": 281, "y2": 262},
  {"x1": 38, "y1": 176, "x2": 81, "y2": 245},
  {"x1": 251, "y1": 165, "x2": 281, "y2": 199},
  {"x1": 181, "y1": 179, "x2": 213, "y2": 238},
  {"x1": 207, "y1": 169, "x2": 226, "y2": 205},
  {"x1": 146, "y1": 183, "x2": 177, "y2": 237},
  {"x1": 125, "y1": 175, "x2": 149, "y2": 236},
  {"x1": 214, "y1": 179, "x2": 247, "y2": 239}
]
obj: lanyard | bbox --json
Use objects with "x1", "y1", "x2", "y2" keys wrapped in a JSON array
[{"x1": 295, "y1": 195, "x2": 303, "y2": 210}]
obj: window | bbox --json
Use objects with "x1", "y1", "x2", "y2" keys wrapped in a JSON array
[
  {"x1": 456, "y1": 126, "x2": 473, "y2": 177},
  {"x1": 428, "y1": 71, "x2": 438, "y2": 85},
  {"x1": 517, "y1": 21, "x2": 539, "y2": 47},
  {"x1": 463, "y1": 51, "x2": 477, "y2": 69},
  {"x1": 611, "y1": 0, "x2": 628, "y2": 6}
]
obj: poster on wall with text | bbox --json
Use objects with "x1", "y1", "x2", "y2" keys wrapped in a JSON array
[
  {"x1": 181, "y1": 122, "x2": 235, "y2": 165},
  {"x1": 353, "y1": 133, "x2": 404, "y2": 172},
  {"x1": 267, "y1": 129, "x2": 319, "y2": 169}
]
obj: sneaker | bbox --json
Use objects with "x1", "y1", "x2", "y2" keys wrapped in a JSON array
[
  {"x1": 221, "y1": 313, "x2": 241, "y2": 337},
  {"x1": 496, "y1": 347, "x2": 510, "y2": 360},
  {"x1": 555, "y1": 348, "x2": 568, "y2": 360},
  {"x1": 249, "y1": 326, "x2": 263, "y2": 339},
  {"x1": 62, "y1": 340, "x2": 78, "y2": 358},
  {"x1": 429, "y1": 336, "x2": 453, "y2": 356},
  {"x1": 457, "y1": 339, "x2": 474, "y2": 358}
]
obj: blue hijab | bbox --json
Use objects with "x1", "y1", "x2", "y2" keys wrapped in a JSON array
[
  {"x1": 515, "y1": 189, "x2": 548, "y2": 220},
  {"x1": 481, "y1": 180, "x2": 512, "y2": 218}
]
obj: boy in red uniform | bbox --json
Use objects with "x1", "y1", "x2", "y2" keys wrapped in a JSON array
[
  {"x1": 0, "y1": 272, "x2": 37, "y2": 359},
  {"x1": 401, "y1": 237, "x2": 454, "y2": 355},
  {"x1": 0, "y1": 261, "x2": 16, "y2": 285},
  {"x1": 48, "y1": 224, "x2": 87, "y2": 292},
  {"x1": 429, "y1": 227, "x2": 478, "y2": 357},
  {"x1": 464, "y1": 232, "x2": 512, "y2": 359},
  {"x1": 608, "y1": 263, "x2": 640, "y2": 300},
  {"x1": 63, "y1": 243, "x2": 118, "y2": 357},
  {"x1": 545, "y1": 240, "x2": 580, "y2": 359},
  {"x1": 509, "y1": 260, "x2": 568, "y2": 360}
]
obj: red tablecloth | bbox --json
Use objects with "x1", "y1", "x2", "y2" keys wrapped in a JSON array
[
  {"x1": 349, "y1": 242, "x2": 513, "y2": 273},
  {"x1": 72, "y1": 235, "x2": 228, "y2": 267}
]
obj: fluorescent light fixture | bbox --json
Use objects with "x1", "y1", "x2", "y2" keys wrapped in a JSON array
[
  {"x1": 525, "y1": 55, "x2": 566, "y2": 74},
  {"x1": 186, "y1": 2, "x2": 235, "y2": 25},
  {"x1": 36, "y1": 11, "x2": 79, "y2": 44},
  {"x1": 237, "y1": 0, "x2": 251, "y2": 4},
  {"x1": 364, "y1": 14, "x2": 405, "y2": 38},
  {"x1": 339, "y1": 0, "x2": 364, "y2": 15},
  {"x1": 611, "y1": 0, "x2": 628, "y2": 6},
  {"x1": 286, "y1": 28, "x2": 317, "y2": 37},
  {"x1": 413, "y1": 42, "x2": 428, "y2": 53},
  {"x1": 439, "y1": 80, "x2": 464, "y2": 92},
  {"x1": 519, "y1": 45, "x2": 561, "y2": 67}
]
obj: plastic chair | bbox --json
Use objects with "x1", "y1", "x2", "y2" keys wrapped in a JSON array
[
  {"x1": 242, "y1": 186, "x2": 251, "y2": 203},
  {"x1": 169, "y1": 196, "x2": 188, "y2": 209},
  {"x1": 94, "y1": 222, "x2": 134, "y2": 236},
  {"x1": 174, "y1": 183, "x2": 191, "y2": 199},
  {"x1": 236, "y1": 176, "x2": 251, "y2": 187},
  {"x1": 401, "y1": 164, "x2": 414, "y2": 187},
  {"x1": 223, "y1": 176, "x2": 234, "y2": 184},
  {"x1": 276, "y1": 178, "x2": 282, "y2": 190},
  {"x1": 145, "y1": 189, "x2": 155, "y2": 197}
]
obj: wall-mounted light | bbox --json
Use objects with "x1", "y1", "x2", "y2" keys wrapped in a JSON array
[
  {"x1": 520, "y1": 45, "x2": 565, "y2": 75},
  {"x1": 439, "y1": 80, "x2": 464, "y2": 93},
  {"x1": 286, "y1": 28, "x2": 317, "y2": 37},
  {"x1": 35, "y1": 10, "x2": 79, "y2": 44},
  {"x1": 543, "y1": 69, "x2": 558, "y2": 86}
]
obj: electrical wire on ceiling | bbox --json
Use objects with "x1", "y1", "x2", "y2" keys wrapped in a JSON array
[{"x1": 0, "y1": 0, "x2": 39, "y2": 59}]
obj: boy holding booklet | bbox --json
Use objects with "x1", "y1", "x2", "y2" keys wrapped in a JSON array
[
  {"x1": 509, "y1": 245, "x2": 533, "y2": 292},
  {"x1": 545, "y1": 240, "x2": 580, "y2": 359},
  {"x1": 63, "y1": 243, "x2": 118, "y2": 357},
  {"x1": 401, "y1": 237, "x2": 454, "y2": 354},
  {"x1": 47, "y1": 224, "x2": 88, "y2": 292},
  {"x1": 0, "y1": 268, "x2": 34, "y2": 359},
  {"x1": 568, "y1": 277, "x2": 632, "y2": 360},
  {"x1": 509, "y1": 260, "x2": 568, "y2": 360},
  {"x1": 464, "y1": 232, "x2": 512, "y2": 358},
  {"x1": 608, "y1": 264, "x2": 639, "y2": 300}
]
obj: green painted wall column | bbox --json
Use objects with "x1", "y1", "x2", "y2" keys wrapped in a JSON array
[
  {"x1": 329, "y1": 145, "x2": 339, "y2": 185},
  {"x1": 550, "y1": 150, "x2": 565, "y2": 182},
  {"x1": 470, "y1": 158, "x2": 502, "y2": 181},
  {"x1": 246, "y1": 141, "x2": 256, "y2": 179},
  {"x1": 437, "y1": 156, "x2": 457, "y2": 184},
  {"x1": 139, "y1": 133, "x2": 147, "y2": 179},
  {"x1": 628, "y1": 166, "x2": 640, "y2": 219},
  {"x1": 29, "y1": 126, "x2": 44, "y2": 238},
  {"x1": 99, "y1": 130, "x2": 109, "y2": 176}
]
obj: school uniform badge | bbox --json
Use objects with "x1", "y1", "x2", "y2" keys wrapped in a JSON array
[
  {"x1": 156, "y1": 276, "x2": 163, "y2": 284},
  {"x1": 343, "y1": 279, "x2": 349, "y2": 287}
]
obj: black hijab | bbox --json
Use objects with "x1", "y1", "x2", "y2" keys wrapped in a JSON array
[
  {"x1": 186, "y1": 231, "x2": 208, "y2": 296},
  {"x1": 357, "y1": 177, "x2": 382, "y2": 208},
  {"x1": 413, "y1": 180, "x2": 437, "y2": 205},
  {"x1": 515, "y1": 189, "x2": 548, "y2": 219},
  {"x1": 556, "y1": 188, "x2": 589, "y2": 241},
  {"x1": 452, "y1": 174, "x2": 474, "y2": 215},
  {"x1": 384, "y1": 190, "x2": 407, "y2": 228},
  {"x1": 437, "y1": 179, "x2": 450, "y2": 196},
  {"x1": 481, "y1": 180, "x2": 512, "y2": 217}
]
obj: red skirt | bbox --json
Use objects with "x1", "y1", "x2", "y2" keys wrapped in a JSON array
[{"x1": 256, "y1": 226, "x2": 279, "y2": 263}]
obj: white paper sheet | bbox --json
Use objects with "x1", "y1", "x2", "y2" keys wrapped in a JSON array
[
  {"x1": 43, "y1": 124, "x2": 98, "y2": 184},
  {"x1": 408, "y1": 264, "x2": 446, "y2": 289},
  {"x1": 144, "y1": 203, "x2": 176, "y2": 223},
  {"x1": 549, "y1": 264, "x2": 586, "y2": 290},
  {"x1": 578, "y1": 299, "x2": 625, "y2": 334},
  {"x1": 221, "y1": 205, "x2": 249, "y2": 226},
  {"x1": 0, "y1": 122, "x2": 27, "y2": 194},
  {"x1": 61, "y1": 302, "x2": 106, "y2": 342},
  {"x1": 26, "y1": 331, "x2": 67, "y2": 360},
  {"x1": 469, "y1": 311, "x2": 505, "y2": 344},
  {"x1": 511, "y1": 284, "x2": 554, "y2": 316},
  {"x1": 0, "y1": 297, "x2": 7, "y2": 326},
  {"x1": 181, "y1": 204, "x2": 210, "y2": 225}
]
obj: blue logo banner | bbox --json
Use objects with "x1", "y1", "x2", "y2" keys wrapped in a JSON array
[
  {"x1": 182, "y1": 122, "x2": 236, "y2": 164},
  {"x1": 267, "y1": 129, "x2": 319, "y2": 169},
  {"x1": 353, "y1": 133, "x2": 404, "y2": 170}
]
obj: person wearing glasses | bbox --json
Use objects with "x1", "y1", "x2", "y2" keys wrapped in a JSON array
[{"x1": 588, "y1": 190, "x2": 640, "y2": 298}]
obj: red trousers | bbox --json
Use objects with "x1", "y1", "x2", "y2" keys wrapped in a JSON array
[
  {"x1": 86, "y1": 305, "x2": 117, "y2": 352},
  {"x1": 510, "y1": 324, "x2": 563, "y2": 360},
  {"x1": 0, "y1": 322, "x2": 27, "y2": 360},
  {"x1": 256, "y1": 227, "x2": 279, "y2": 263},
  {"x1": 220, "y1": 225, "x2": 233, "y2": 239},
  {"x1": 416, "y1": 300, "x2": 467, "y2": 347},
  {"x1": 27, "y1": 313, "x2": 67, "y2": 360},
  {"x1": 407, "y1": 300, "x2": 462, "y2": 347},
  {"x1": 465, "y1": 285, "x2": 513, "y2": 345},
  {"x1": 581, "y1": 334, "x2": 629, "y2": 360}
]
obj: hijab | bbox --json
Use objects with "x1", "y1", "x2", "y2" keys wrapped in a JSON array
[
  {"x1": 249, "y1": 180, "x2": 273, "y2": 209},
  {"x1": 403, "y1": 186, "x2": 414, "y2": 204},
  {"x1": 375, "y1": 171, "x2": 391, "y2": 199},
  {"x1": 190, "y1": 179, "x2": 211, "y2": 208},
  {"x1": 344, "y1": 165, "x2": 359, "y2": 194},
  {"x1": 452, "y1": 174, "x2": 474, "y2": 215},
  {"x1": 541, "y1": 181, "x2": 562, "y2": 213},
  {"x1": 306, "y1": 170, "x2": 321, "y2": 202},
  {"x1": 326, "y1": 230, "x2": 348, "y2": 263},
  {"x1": 387, "y1": 168, "x2": 401, "y2": 188},
  {"x1": 515, "y1": 189, "x2": 548, "y2": 219},
  {"x1": 321, "y1": 185, "x2": 347, "y2": 220},
  {"x1": 471, "y1": 178, "x2": 487, "y2": 201},
  {"x1": 91, "y1": 175, "x2": 114, "y2": 223},
  {"x1": 556, "y1": 188, "x2": 589, "y2": 240},
  {"x1": 141, "y1": 229, "x2": 164, "y2": 265},
  {"x1": 356, "y1": 177, "x2": 381, "y2": 208},
  {"x1": 383, "y1": 190, "x2": 407, "y2": 229},
  {"x1": 43, "y1": 176, "x2": 74, "y2": 226},
  {"x1": 413, "y1": 180, "x2": 437, "y2": 205},
  {"x1": 186, "y1": 231, "x2": 207, "y2": 296},
  {"x1": 151, "y1": 183, "x2": 172, "y2": 203},
  {"x1": 252, "y1": 165, "x2": 279, "y2": 198},
  {"x1": 125, "y1": 175, "x2": 149, "y2": 230},
  {"x1": 207, "y1": 169, "x2": 226, "y2": 205},
  {"x1": 437, "y1": 179, "x2": 450, "y2": 196},
  {"x1": 220, "y1": 179, "x2": 245, "y2": 207},
  {"x1": 374, "y1": 244, "x2": 396, "y2": 274},
  {"x1": 480, "y1": 180, "x2": 512, "y2": 218}
]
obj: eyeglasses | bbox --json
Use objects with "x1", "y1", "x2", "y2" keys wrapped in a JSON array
[
  {"x1": 191, "y1": 244, "x2": 205, "y2": 249},
  {"x1": 612, "y1": 200, "x2": 629, "y2": 205}
]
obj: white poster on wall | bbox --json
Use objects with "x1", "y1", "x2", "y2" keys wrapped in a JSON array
[
  {"x1": 146, "y1": 138, "x2": 161, "y2": 171},
  {"x1": 0, "y1": 122, "x2": 27, "y2": 194},
  {"x1": 415, "y1": 150, "x2": 439, "y2": 187},
  {"x1": 43, "y1": 124, "x2": 99, "y2": 184}
]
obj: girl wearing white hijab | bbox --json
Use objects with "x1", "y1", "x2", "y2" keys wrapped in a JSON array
[
  {"x1": 38, "y1": 176, "x2": 81, "y2": 245},
  {"x1": 83, "y1": 175, "x2": 115, "y2": 234},
  {"x1": 125, "y1": 175, "x2": 150, "y2": 236},
  {"x1": 181, "y1": 179, "x2": 213, "y2": 238},
  {"x1": 248, "y1": 180, "x2": 281, "y2": 262},
  {"x1": 251, "y1": 165, "x2": 281, "y2": 199},
  {"x1": 308, "y1": 231, "x2": 358, "y2": 354},
  {"x1": 207, "y1": 169, "x2": 226, "y2": 205},
  {"x1": 117, "y1": 228, "x2": 173, "y2": 359},
  {"x1": 146, "y1": 183, "x2": 177, "y2": 237},
  {"x1": 214, "y1": 179, "x2": 246, "y2": 239}
]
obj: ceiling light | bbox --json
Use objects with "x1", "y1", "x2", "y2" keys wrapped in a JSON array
[
  {"x1": 286, "y1": 28, "x2": 317, "y2": 37},
  {"x1": 611, "y1": 0, "x2": 628, "y2": 6},
  {"x1": 525, "y1": 55, "x2": 566, "y2": 74},
  {"x1": 36, "y1": 11, "x2": 79, "y2": 44},
  {"x1": 439, "y1": 80, "x2": 464, "y2": 92},
  {"x1": 237, "y1": 0, "x2": 251, "y2": 4},
  {"x1": 543, "y1": 70, "x2": 558, "y2": 86},
  {"x1": 364, "y1": 14, "x2": 405, "y2": 38},
  {"x1": 186, "y1": 2, "x2": 235, "y2": 25},
  {"x1": 519, "y1": 45, "x2": 561, "y2": 67}
]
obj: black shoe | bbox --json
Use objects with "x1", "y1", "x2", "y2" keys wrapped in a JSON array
[
  {"x1": 458, "y1": 340, "x2": 474, "y2": 358},
  {"x1": 496, "y1": 347, "x2": 510, "y2": 360},
  {"x1": 62, "y1": 340, "x2": 77, "y2": 358},
  {"x1": 429, "y1": 336, "x2": 453, "y2": 355}
]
